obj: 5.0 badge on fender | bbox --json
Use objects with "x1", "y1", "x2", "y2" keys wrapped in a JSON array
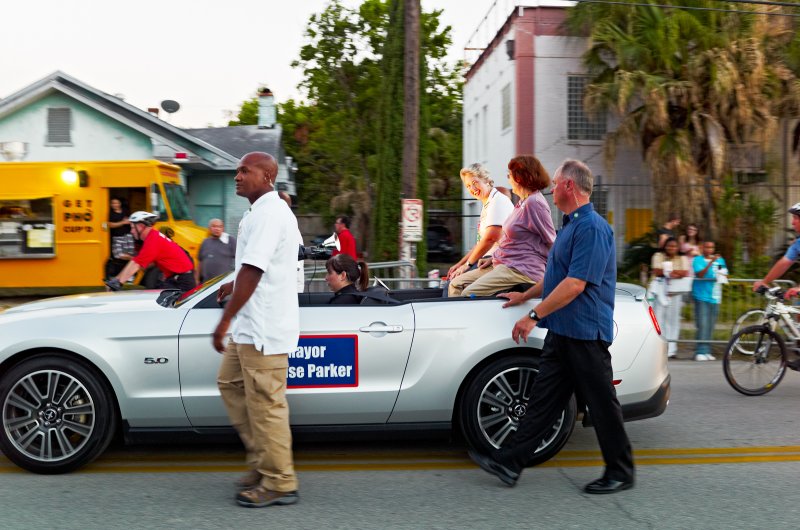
[{"x1": 144, "y1": 357, "x2": 169, "y2": 364}]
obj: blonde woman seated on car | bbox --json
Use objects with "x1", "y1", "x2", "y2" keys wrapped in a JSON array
[
  {"x1": 447, "y1": 163, "x2": 514, "y2": 281},
  {"x1": 448, "y1": 155, "x2": 555, "y2": 297}
]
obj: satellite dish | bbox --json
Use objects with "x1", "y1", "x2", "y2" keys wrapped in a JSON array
[{"x1": 161, "y1": 100, "x2": 181, "y2": 114}]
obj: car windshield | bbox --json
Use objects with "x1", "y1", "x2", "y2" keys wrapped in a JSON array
[{"x1": 170, "y1": 272, "x2": 233, "y2": 308}]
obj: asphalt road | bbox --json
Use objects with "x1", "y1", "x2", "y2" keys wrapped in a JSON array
[{"x1": 1, "y1": 362, "x2": 799, "y2": 529}]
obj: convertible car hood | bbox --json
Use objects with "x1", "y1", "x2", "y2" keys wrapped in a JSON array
[{"x1": 1, "y1": 291, "x2": 164, "y2": 316}]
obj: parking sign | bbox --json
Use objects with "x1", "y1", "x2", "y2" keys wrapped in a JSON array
[{"x1": 402, "y1": 199, "x2": 423, "y2": 242}]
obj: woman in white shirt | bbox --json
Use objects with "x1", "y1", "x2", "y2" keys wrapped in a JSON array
[
  {"x1": 447, "y1": 163, "x2": 514, "y2": 279},
  {"x1": 650, "y1": 237, "x2": 691, "y2": 358}
]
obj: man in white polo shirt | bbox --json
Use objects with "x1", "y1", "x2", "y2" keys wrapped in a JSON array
[{"x1": 212, "y1": 151, "x2": 301, "y2": 508}]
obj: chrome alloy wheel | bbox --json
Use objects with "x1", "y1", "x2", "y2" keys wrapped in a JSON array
[
  {"x1": 3, "y1": 369, "x2": 96, "y2": 462},
  {"x1": 477, "y1": 366, "x2": 564, "y2": 452}
]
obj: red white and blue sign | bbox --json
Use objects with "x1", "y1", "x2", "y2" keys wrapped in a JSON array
[{"x1": 288, "y1": 335, "x2": 359, "y2": 389}]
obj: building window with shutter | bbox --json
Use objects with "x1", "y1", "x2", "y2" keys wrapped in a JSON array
[
  {"x1": 567, "y1": 76, "x2": 605, "y2": 141},
  {"x1": 501, "y1": 84, "x2": 511, "y2": 131},
  {"x1": 47, "y1": 108, "x2": 72, "y2": 144}
]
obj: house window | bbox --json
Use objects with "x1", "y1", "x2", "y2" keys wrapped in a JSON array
[
  {"x1": 47, "y1": 108, "x2": 72, "y2": 144},
  {"x1": 501, "y1": 84, "x2": 511, "y2": 131},
  {"x1": 567, "y1": 76, "x2": 605, "y2": 141}
]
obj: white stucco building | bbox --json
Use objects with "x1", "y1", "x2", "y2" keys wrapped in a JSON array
[{"x1": 462, "y1": 1, "x2": 651, "y2": 256}]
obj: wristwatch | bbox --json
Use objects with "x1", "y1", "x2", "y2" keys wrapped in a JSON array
[{"x1": 528, "y1": 309, "x2": 541, "y2": 322}]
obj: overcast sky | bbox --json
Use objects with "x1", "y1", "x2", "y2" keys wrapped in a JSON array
[{"x1": 0, "y1": 0, "x2": 499, "y2": 129}]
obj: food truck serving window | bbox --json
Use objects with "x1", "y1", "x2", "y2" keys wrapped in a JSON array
[{"x1": 0, "y1": 197, "x2": 55, "y2": 258}]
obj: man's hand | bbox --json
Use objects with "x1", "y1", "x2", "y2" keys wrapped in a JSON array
[
  {"x1": 217, "y1": 281, "x2": 234, "y2": 303},
  {"x1": 752, "y1": 280, "x2": 766, "y2": 292},
  {"x1": 512, "y1": 315, "x2": 537, "y2": 343},
  {"x1": 498, "y1": 292, "x2": 525, "y2": 308},
  {"x1": 477, "y1": 258, "x2": 492, "y2": 270},
  {"x1": 212, "y1": 319, "x2": 230, "y2": 353},
  {"x1": 784, "y1": 287, "x2": 800, "y2": 300},
  {"x1": 104, "y1": 278, "x2": 122, "y2": 292}
]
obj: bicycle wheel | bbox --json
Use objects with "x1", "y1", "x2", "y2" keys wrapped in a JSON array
[
  {"x1": 731, "y1": 309, "x2": 767, "y2": 354},
  {"x1": 723, "y1": 325, "x2": 787, "y2": 396}
]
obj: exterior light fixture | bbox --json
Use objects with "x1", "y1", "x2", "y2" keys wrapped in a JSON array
[{"x1": 61, "y1": 168, "x2": 78, "y2": 185}]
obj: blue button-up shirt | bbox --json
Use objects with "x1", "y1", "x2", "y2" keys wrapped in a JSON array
[{"x1": 538, "y1": 203, "x2": 616, "y2": 342}]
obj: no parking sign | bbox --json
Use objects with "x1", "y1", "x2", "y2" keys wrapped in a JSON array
[{"x1": 402, "y1": 199, "x2": 423, "y2": 242}]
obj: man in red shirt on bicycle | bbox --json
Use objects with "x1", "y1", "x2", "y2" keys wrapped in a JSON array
[{"x1": 105, "y1": 211, "x2": 196, "y2": 292}]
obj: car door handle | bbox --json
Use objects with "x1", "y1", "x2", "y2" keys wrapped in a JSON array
[{"x1": 359, "y1": 323, "x2": 403, "y2": 333}]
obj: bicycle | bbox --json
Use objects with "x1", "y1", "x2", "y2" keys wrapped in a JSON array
[
  {"x1": 729, "y1": 280, "x2": 796, "y2": 353},
  {"x1": 723, "y1": 286, "x2": 800, "y2": 395},
  {"x1": 730, "y1": 307, "x2": 768, "y2": 355}
]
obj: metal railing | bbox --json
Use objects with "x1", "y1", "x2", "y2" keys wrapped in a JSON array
[
  {"x1": 303, "y1": 260, "x2": 422, "y2": 292},
  {"x1": 657, "y1": 278, "x2": 796, "y2": 352}
]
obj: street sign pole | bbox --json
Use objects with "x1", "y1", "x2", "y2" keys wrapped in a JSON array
[{"x1": 400, "y1": 199, "x2": 423, "y2": 284}]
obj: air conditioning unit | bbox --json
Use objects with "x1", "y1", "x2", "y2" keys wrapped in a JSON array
[{"x1": 0, "y1": 141, "x2": 29, "y2": 161}]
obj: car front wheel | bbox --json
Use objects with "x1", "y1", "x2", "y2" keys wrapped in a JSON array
[
  {"x1": 0, "y1": 355, "x2": 117, "y2": 474},
  {"x1": 459, "y1": 355, "x2": 577, "y2": 467}
]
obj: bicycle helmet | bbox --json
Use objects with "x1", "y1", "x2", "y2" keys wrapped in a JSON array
[
  {"x1": 129, "y1": 211, "x2": 159, "y2": 226},
  {"x1": 789, "y1": 202, "x2": 800, "y2": 216}
]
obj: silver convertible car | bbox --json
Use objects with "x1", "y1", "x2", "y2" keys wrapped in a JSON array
[{"x1": 0, "y1": 276, "x2": 669, "y2": 474}]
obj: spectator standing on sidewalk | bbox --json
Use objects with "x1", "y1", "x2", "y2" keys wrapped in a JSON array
[
  {"x1": 679, "y1": 223, "x2": 702, "y2": 257},
  {"x1": 656, "y1": 213, "x2": 681, "y2": 249},
  {"x1": 692, "y1": 242, "x2": 727, "y2": 361},
  {"x1": 196, "y1": 219, "x2": 237, "y2": 284},
  {"x1": 332, "y1": 215, "x2": 357, "y2": 260},
  {"x1": 650, "y1": 237, "x2": 691, "y2": 358}
]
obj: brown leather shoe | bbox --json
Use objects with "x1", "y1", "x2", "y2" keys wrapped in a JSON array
[
  {"x1": 236, "y1": 486, "x2": 299, "y2": 508},
  {"x1": 234, "y1": 470, "x2": 261, "y2": 490}
]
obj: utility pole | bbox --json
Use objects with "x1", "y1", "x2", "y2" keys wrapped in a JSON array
[
  {"x1": 400, "y1": 0, "x2": 421, "y2": 274},
  {"x1": 401, "y1": 0, "x2": 420, "y2": 199}
]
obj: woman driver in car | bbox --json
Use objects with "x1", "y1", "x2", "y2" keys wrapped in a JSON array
[{"x1": 325, "y1": 254, "x2": 370, "y2": 304}]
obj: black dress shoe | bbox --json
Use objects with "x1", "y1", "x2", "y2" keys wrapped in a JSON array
[
  {"x1": 583, "y1": 477, "x2": 634, "y2": 494},
  {"x1": 467, "y1": 449, "x2": 520, "y2": 487}
]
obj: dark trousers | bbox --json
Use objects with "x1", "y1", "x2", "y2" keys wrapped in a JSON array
[
  {"x1": 496, "y1": 332, "x2": 634, "y2": 482},
  {"x1": 158, "y1": 271, "x2": 196, "y2": 292}
]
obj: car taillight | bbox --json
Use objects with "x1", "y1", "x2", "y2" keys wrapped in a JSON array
[{"x1": 648, "y1": 305, "x2": 661, "y2": 335}]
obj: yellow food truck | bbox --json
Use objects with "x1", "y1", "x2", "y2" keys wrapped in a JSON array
[{"x1": 0, "y1": 160, "x2": 206, "y2": 291}]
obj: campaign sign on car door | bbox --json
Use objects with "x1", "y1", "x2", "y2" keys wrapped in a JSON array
[{"x1": 288, "y1": 335, "x2": 358, "y2": 388}]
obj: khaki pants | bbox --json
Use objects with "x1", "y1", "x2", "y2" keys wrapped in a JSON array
[
  {"x1": 217, "y1": 339, "x2": 297, "y2": 492},
  {"x1": 449, "y1": 263, "x2": 534, "y2": 297}
]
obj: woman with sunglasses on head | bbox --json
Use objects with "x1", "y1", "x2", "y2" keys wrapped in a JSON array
[{"x1": 447, "y1": 163, "x2": 514, "y2": 280}]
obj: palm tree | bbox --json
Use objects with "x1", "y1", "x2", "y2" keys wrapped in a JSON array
[{"x1": 567, "y1": 1, "x2": 800, "y2": 241}]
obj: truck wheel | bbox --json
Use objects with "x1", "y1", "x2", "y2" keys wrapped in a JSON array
[
  {"x1": 0, "y1": 355, "x2": 117, "y2": 474},
  {"x1": 459, "y1": 355, "x2": 576, "y2": 467}
]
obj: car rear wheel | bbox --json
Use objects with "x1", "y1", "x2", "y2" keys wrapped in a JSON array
[
  {"x1": 459, "y1": 355, "x2": 576, "y2": 467},
  {"x1": 0, "y1": 355, "x2": 117, "y2": 474}
]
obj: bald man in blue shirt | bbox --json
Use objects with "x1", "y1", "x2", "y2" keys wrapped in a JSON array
[{"x1": 470, "y1": 159, "x2": 634, "y2": 495}]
